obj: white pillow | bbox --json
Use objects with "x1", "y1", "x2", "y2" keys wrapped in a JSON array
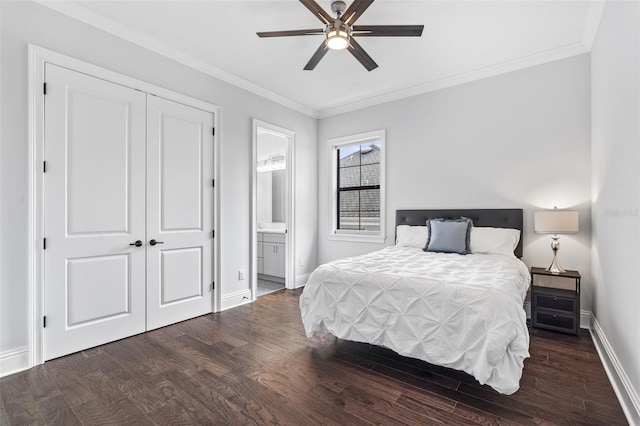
[
  {"x1": 396, "y1": 225, "x2": 429, "y2": 248},
  {"x1": 470, "y1": 227, "x2": 520, "y2": 256}
]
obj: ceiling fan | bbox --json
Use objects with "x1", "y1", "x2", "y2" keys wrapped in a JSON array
[{"x1": 257, "y1": 0, "x2": 424, "y2": 72}]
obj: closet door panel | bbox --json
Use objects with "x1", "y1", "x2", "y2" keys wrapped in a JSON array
[
  {"x1": 43, "y1": 64, "x2": 147, "y2": 360},
  {"x1": 146, "y1": 95, "x2": 215, "y2": 330},
  {"x1": 159, "y1": 114, "x2": 203, "y2": 231}
]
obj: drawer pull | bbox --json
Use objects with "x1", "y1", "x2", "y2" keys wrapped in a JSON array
[
  {"x1": 553, "y1": 314, "x2": 557, "y2": 318},
  {"x1": 553, "y1": 296, "x2": 557, "y2": 302}
]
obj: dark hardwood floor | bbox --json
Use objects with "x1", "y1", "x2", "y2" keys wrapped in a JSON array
[{"x1": 1, "y1": 288, "x2": 628, "y2": 425}]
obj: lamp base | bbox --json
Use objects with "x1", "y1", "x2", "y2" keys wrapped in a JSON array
[
  {"x1": 546, "y1": 256, "x2": 566, "y2": 274},
  {"x1": 546, "y1": 235, "x2": 565, "y2": 274}
]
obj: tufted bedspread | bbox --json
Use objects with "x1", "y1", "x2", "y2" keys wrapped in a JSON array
[{"x1": 299, "y1": 246, "x2": 531, "y2": 394}]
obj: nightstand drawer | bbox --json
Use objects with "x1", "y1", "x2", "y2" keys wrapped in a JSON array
[
  {"x1": 533, "y1": 292, "x2": 576, "y2": 314},
  {"x1": 533, "y1": 311, "x2": 576, "y2": 332}
]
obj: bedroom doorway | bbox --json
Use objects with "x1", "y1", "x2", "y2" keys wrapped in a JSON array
[{"x1": 251, "y1": 120, "x2": 295, "y2": 300}]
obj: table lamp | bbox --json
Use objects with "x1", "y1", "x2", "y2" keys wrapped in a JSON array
[{"x1": 534, "y1": 208, "x2": 579, "y2": 274}]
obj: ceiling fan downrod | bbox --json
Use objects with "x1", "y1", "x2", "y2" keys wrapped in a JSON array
[{"x1": 331, "y1": 1, "x2": 347, "y2": 19}]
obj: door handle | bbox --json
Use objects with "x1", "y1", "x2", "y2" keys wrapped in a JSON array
[
  {"x1": 129, "y1": 240, "x2": 143, "y2": 247},
  {"x1": 149, "y1": 239, "x2": 164, "y2": 246}
]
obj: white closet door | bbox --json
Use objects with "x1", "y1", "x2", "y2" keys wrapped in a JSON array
[
  {"x1": 43, "y1": 64, "x2": 147, "y2": 360},
  {"x1": 146, "y1": 95, "x2": 215, "y2": 330}
]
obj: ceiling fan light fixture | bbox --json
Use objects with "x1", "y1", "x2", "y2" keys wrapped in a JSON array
[{"x1": 326, "y1": 28, "x2": 349, "y2": 50}]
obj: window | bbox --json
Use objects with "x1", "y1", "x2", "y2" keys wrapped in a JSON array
[{"x1": 329, "y1": 130, "x2": 385, "y2": 243}]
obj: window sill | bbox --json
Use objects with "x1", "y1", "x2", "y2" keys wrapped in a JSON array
[{"x1": 328, "y1": 233, "x2": 386, "y2": 244}]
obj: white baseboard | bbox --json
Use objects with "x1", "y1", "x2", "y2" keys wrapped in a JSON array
[
  {"x1": 580, "y1": 310, "x2": 591, "y2": 329},
  {"x1": 590, "y1": 314, "x2": 640, "y2": 426},
  {"x1": 295, "y1": 273, "x2": 310, "y2": 289},
  {"x1": 523, "y1": 302, "x2": 591, "y2": 329},
  {"x1": 0, "y1": 346, "x2": 30, "y2": 378},
  {"x1": 220, "y1": 289, "x2": 253, "y2": 311}
]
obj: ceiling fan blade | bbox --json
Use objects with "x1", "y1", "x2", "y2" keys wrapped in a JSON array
[
  {"x1": 341, "y1": 0, "x2": 374, "y2": 25},
  {"x1": 352, "y1": 25, "x2": 424, "y2": 37},
  {"x1": 346, "y1": 38, "x2": 378, "y2": 71},
  {"x1": 299, "y1": 0, "x2": 333, "y2": 25},
  {"x1": 257, "y1": 29, "x2": 324, "y2": 38},
  {"x1": 303, "y1": 42, "x2": 329, "y2": 70}
]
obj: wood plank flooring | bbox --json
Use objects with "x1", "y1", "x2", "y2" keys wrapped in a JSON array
[{"x1": 1, "y1": 288, "x2": 628, "y2": 425}]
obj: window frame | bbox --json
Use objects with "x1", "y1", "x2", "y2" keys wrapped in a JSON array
[{"x1": 328, "y1": 129, "x2": 386, "y2": 243}]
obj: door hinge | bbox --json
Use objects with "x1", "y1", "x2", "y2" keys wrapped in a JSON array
[
  {"x1": 212, "y1": 282, "x2": 215, "y2": 290},
  {"x1": 212, "y1": 230, "x2": 215, "y2": 238},
  {"x1": 43, "y1": 82, "x2": 47, "y2": 95},
  {"x1": 43, "y1": 161, "x2": 47, "y2": 173},
  {"x1": 212, "y1": 127, "x2": 215, "y2": 136},
  {"x1": 43, "y1": 238, "x2": 47, "y2": 250},
  {"x1": 212, "y1": 179, "x2": 215, "y2": 187},
  {"x1": 43, "y1": 316, "x2": 47, "y2": 328}
]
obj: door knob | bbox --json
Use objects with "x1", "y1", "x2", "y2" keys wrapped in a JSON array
[
  {"x1": 149, "y1": 239, "x2": 164, "y2": 246},
  {"x1": 129, "y1": 240, "x2": 143, "y2": 247}
]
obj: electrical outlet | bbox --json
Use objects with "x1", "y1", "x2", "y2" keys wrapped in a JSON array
[{"x1": 238, "y1": 270, "x2": 245, "y2": 280}]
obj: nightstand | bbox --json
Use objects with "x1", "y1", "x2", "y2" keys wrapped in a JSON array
[{"x1": 530, "y1": 267, "x2": 581, "y2": 335}]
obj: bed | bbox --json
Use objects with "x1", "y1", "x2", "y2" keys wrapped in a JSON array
[{"x1": 299, "y1": 209, "x2": 531, "y2": 394}]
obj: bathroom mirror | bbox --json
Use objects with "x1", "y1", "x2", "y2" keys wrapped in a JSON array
[{"x1": 257, "y1": 141, "x2": 287, "y2": 227}]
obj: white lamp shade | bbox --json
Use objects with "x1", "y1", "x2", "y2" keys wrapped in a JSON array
[{"x1": 534, "y1": 210, "x2": 579, "y2": 234}]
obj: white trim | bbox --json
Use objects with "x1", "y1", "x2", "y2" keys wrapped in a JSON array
[
  {"x1": 220, "y1": 289, "x2": 253, "y2": 311},
  {"x1": 32, "y1": 1, "x2": 317, "y2": 119},
  {"x1": 28, "y1": 44, "x2": 46, "y2": 368},
  {"x1": 28, "y1": 45, "x2": 221, "y2": 369},
  {"x1": 580, "y1": 309, "x2": 591, "y2": 329},
  {"x1": 328, "y1": 130, "x2": 386, "y2": 244},
  {"x1": 317, "y1": 42, "x2": 588, "y2": 118},
  {"x1": 582, "y1": 0, "x2": 607, "y2": 51},
  {"x1": 590, "y1": 314, "x2": 640, "y2": 426},
  {"x1": 0, "y1": 347, "x2": 30, "y2": 378},
  {"x1": 295, "y1": 273, "x2": 311, "y2": 289},
  {"x1": 327, "y1": 233, "x2": 386, "y2": 244},
  {"x1": 251, "y1": 119, "x2": 296, "y2": 302}
]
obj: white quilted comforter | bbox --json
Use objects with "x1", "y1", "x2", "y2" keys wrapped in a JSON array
[{"x1": 299, "y1": 246, "x2": 531, "y2": 394}]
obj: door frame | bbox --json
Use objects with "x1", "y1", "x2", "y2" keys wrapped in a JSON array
[
  {"x1": 251, "y1": 119, "x2": 296, "y2": 300},
  {"x1": 27, "y1": 45, "x2": 221, "y2": 367}
]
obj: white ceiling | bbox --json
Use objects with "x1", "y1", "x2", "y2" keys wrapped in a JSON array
[{"x1": 38, "y1": 1, "x2": 604, "y2": 118}]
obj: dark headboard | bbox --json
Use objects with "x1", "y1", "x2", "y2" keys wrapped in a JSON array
[{"x1": 395, "y1": 209, "x2": 524, "y2": 258}]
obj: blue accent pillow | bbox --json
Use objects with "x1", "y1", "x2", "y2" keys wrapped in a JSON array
[{"x1": 424, "y1": 217, "x2": 473, "y2": 255}]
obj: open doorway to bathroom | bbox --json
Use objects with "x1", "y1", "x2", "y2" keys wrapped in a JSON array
[{"x1": 252, "y1": 120, "x2": 295, "y2": 299}]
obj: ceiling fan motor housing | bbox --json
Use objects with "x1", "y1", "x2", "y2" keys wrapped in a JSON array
[
  {"x1": 326, "y1": 21, "x2": 350, "y2": 49},
  {"x1": 326, "y1": 1, "x2": 350, "y2": 50}
]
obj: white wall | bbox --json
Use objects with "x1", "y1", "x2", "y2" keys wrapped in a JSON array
[
  {"x1": 318, "y1": 54, "x2": 592, "y2": 307},
  {"x1": 0, "y1": 0, "x2": 318, "y2": 368},
  {"x1": 591, "y1": 1, "x2": 640, "y2": 422}
]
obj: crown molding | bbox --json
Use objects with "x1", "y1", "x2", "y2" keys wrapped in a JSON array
[
  {"x1": 35, "y1": 1, "x2": 595, "y2": 122},
  {"x1": 582, "y1": 0, "x2": 607, "y2": 50},
  {"x1": 317, "y1": 42, "x2": 589, "y2": 119},
  {"x1": 33, "y1": 1, "x2": 319, "y2": 119}
]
